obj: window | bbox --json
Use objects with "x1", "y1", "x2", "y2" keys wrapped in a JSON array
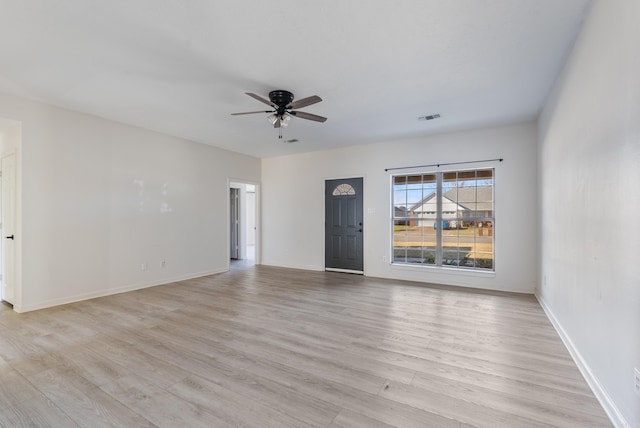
[
  {"x1": 392, "y1": 169, "x2": 494, "y2": 271},
  {"x1": 332, "y1": 183, "x2": 356, "y2": 196}
]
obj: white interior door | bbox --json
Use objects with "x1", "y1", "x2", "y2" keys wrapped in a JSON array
[
  {"x1": 230, "y1": 187, "x2": 240, "y2": 259},
  {"x1": 1, "y1": 153, "x2": 16, "y2": 304}
]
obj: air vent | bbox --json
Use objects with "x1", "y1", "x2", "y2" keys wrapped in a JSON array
[
  {"x1": 285, "y1": 139, "x2": 299, "y2": 143},
  {"x1": 418, "y1": 114, "x2": 441, "y2": 121}
]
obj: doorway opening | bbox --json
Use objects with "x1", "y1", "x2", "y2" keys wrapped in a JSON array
[{"x1": 229, "y1": 181, "x2": 258, "y2": 269}]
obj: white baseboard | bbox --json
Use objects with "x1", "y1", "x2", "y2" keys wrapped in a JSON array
[
  {"x1": 536, "y1": 293, "x2": 629, "y2": 428},
  {"x1": 13, "y1": 268, "x2": 228, "y2": 313}
]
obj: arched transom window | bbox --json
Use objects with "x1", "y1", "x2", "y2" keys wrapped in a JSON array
[{"x1": 332, "y1": 183, "x2": 356, "y2": 196}]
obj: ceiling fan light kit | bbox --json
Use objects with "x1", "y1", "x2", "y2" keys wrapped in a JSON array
[{"x1": 232, "y1": 90, "x2": 327, "y2": 139}]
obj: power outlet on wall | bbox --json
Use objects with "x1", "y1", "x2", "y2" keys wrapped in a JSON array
[{"x1": 634, "y1": 368, "x2": 640, "y2": 396}]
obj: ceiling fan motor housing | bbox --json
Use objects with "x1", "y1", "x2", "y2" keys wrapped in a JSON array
[{"x1": 269, "y1": 90, "x2": 294, "y2": 114}]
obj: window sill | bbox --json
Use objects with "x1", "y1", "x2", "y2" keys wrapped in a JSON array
[{"x1": 390, "y1": 262, "x2": 496, "y2": 278}]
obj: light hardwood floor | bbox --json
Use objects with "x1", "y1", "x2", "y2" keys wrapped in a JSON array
[{"x1": 0, "y1": 265, "x2": 611, "y2": 427}]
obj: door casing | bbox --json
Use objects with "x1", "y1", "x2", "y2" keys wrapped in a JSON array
[{"x1": 230, "y1": 187, "x2": 240, "y2": 260}]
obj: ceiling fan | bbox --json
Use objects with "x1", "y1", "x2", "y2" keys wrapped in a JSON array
[{"x1": 232, "y1": 90, "x2": 327, "y2": 139}]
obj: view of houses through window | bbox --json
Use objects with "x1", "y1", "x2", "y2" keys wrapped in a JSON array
[{"x1": 392, "y1": 169, "x2": 494, "y2": 270}]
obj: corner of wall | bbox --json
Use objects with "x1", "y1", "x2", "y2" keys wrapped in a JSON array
[{"x1": 535, "y1": 293, "x2": 630, "y2": 428}]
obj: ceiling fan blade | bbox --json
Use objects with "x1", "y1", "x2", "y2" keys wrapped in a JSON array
[
  {"x1": 290, "y1": 110, "x2": 327, "y2": 123},
  {"x1": 287, "y1": 95, "x2": 322, "y2": 110},
  {"x1": 231, "y1": 110, "x2": 272, "y2": 115},
  {"x1": 246, "y1": 92, "x2": 276, "y2": 108},
  {"x1": 274, "y1": 118, "x2": 281, "y2": 128}
]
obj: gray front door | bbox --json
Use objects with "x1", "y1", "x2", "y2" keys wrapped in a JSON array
[{"x1": 325, "y1": 178, "x2": 364, "y2": 273}]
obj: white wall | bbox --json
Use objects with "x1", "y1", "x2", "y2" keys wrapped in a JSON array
[
  {"x1": 262, "y1": 121, "x2": 538, "y2": 293},
  {"x1": 0, "y1": 118, "x2": 21, "y2": 155},
  {"x1": 538, "y1": 1, "x2": 640, "y2": 426},
  {"x1": 0, "y1": 91, "x2": 260, "y2": 312}
]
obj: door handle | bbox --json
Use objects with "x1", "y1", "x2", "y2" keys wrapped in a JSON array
[
  {"x1": 358, "y1": 229, "x2": 363, "y2": 232},
  {"x1": 5, "y1": 235, "x2": 14, "y2": 240}
]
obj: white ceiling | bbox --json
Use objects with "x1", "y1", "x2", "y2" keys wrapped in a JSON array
[{"x1": 0, "y1": 0, "x2": 590, "y2": 158}]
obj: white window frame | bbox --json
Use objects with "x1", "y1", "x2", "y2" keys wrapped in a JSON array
[{"x1": 391, "y1": 168, "x2": 495, "y2": 271}]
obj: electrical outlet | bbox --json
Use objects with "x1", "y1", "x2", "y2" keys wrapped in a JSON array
[
  {"x1": 382, "y1": 255, "x2": 387, "y2": 262},
  {"x1": 161, "y1": 260, "x2": 166, "y2": 268},
  {"x1": 634, "y1": 368, "x2": 640, "y2": 396},
  {"x1": 141, "y1": 263, "x2": 147, "y2": 271}
]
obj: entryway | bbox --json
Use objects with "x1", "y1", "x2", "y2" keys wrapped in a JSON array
[{"x1": 325, "y1": 177, "x2": 364, "y2": 273}]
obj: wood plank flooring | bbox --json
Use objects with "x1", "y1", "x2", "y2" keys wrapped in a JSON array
[{"x1": 0, "y1": 265, "x2": 611, "y2": 427}]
